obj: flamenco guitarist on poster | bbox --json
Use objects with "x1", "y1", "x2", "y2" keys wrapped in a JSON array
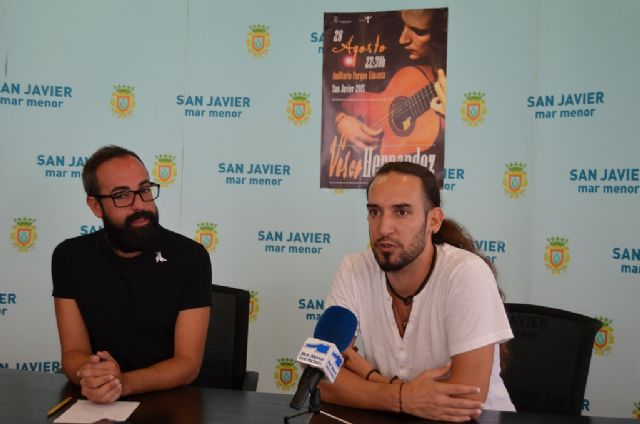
[{"x1": 321, "y1": 9, "x2": 448, "y2": 189}]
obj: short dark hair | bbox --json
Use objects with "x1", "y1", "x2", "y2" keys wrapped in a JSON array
[
  {"x1": 366, "y1": 161, "x2": 440, "y2": 212},
  {"x1": 82, "y1": 145, "x2": 144, "y2": 195}
]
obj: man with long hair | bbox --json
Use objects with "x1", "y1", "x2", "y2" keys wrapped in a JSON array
[{"x1": 321, "y1": 162, "x2": 514, "y2": 421}]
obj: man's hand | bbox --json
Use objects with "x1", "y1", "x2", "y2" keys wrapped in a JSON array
[
  {"x1": 336, "y1": 113, "x2": 383, "y2": 150},
  {"x1": 342, "y1": 347, "x2": 374, "y2": 379},
  {"x1": 77, "y1": 351, "x2": 122, "y2": 403},
  {"x1": 402, "y1": 364, "x2": 484, "y2": 422},
  {"x1": 430, "y1": 69, "x2": 447, "y2": 115}
]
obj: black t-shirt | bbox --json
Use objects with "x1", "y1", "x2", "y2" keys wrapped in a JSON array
[{"x1": 52, "y1": 227, "x2": 211, "y2": 372}]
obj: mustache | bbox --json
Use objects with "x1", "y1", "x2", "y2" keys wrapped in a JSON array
[
  {"x1": 375, "y1": 237, "x2": 401, "y2": 246},
  {"x1": 124, "y1": 210, "x2": 157, "y2": 227}
]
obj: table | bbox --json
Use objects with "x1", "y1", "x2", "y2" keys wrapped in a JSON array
[
  {"x1": 0, "y1": 368, "x2": 635, "y2": 424},
  {"x1": 1, "y1": 368, "x2": 292, "y2": 424}
]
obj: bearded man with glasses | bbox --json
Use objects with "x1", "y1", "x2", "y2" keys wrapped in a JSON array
[{"x1": 51, "y1": 145, "x2": 211, "y2": 404}]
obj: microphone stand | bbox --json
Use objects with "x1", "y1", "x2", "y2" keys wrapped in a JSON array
[{"x1": 284, "y1": 388, "x2": 353, "y2": 424}]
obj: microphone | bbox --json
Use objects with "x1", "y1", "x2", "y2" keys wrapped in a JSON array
[{"x1": 289, "y1": 305, "x2": 357, "y2": 410}]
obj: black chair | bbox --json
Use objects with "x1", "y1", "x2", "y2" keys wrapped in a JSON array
[
  {"x1": 501, "y1": 303, "x2": 602, "y2": 415},
  {"x1": 192, "y1": 284, "x2": 259, "y2": 391}
]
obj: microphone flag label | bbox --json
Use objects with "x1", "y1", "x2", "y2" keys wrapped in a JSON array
[{"x1": 296, "y1": 337, "x2": 343, "y2": 383}]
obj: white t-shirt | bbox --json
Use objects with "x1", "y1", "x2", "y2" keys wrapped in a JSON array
[{"x1": 326, "y1": 243, "x2": 515, "y2": 411}]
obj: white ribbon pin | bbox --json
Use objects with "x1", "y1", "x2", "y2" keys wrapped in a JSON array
[{"x1": 155, "y1": 251, "x2": 167, "y2": 263}]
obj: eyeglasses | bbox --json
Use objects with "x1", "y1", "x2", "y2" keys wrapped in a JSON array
[{"x1": 92, "y1": 183, "x2": 160, "y2": 208}]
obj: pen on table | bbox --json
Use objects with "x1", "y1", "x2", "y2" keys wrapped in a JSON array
[{"x1": 47, "y1": 396, "x2": 73, "y2": 416}]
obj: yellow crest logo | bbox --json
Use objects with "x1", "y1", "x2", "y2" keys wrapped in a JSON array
[
  {"x1": 593, "y1": 317, "x2": 614, "y2": 356},
  {"x1": 249, "y1": 291, "x2": 260, "y2": 323},
  {"x1": 10, "y1": 217, "x2": 38, "y2": 253},
  {"x1": 503, "y1": 162, "x2": 528, "y2": 199},
  {"x1": 246, "y1": 25, "x2": 270, "y2": 57},
  {"x1": 287, "y1": 92, "x2": 311, "y2": 125},
  {"x1": 110, "y1": 84, "x2": 136, "y2": 118},
  {"x1": 152, "y1": 154, "x2": 178, "y2": 188},
  {"x1": 274, "y1": 358, "x2": 299, "y2": 391},
  {"x1": 460, "y1": 92, "x2": 487, "y2": 127},
  {"x1": 544, "y1": 237, "x2": 570, "y2": 274},
  {"x1": 632, "y1": 401, "x2": 640, "y2": 419},
  {"x1": 195, "y1": 222, "x2": 219, "y2": 253}
]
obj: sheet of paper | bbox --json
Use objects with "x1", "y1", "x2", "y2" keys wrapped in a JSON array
[{"x1": 53, "y1": 399, "x2": 140, "y2": 423}]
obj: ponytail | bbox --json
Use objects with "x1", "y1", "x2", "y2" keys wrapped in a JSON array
[{"x1": 433, "y1": 218, "x2": 497, "y2": 278}]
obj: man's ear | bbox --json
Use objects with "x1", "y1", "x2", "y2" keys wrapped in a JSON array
[
  {"x1": 86, "y1": 196, "x2": 103, "y2": 219},
  {"x1": 428, "y1": 207, "x2": 444, "y2": 234}
]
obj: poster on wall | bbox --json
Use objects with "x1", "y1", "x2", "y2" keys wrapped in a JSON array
[{"x1": 320, "y1": 9, "x2": 448, "y2": 189}]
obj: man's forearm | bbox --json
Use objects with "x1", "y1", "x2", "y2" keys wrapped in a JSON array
[
  {"x1": 320, "y1": 365, "x2": 485, "y2": 422},
  {"x1": 318, "y1": 367, "x2": 400, "y2": 412},
  {"x1": 121, "y1": 306, "x2": 210, "y2": 396},
  {"x1": 120, "y1": 354, "x2": 202, "y2": 397},
  {"x1": 61, "y1": 349, "x2": 92, "y2": 385}
]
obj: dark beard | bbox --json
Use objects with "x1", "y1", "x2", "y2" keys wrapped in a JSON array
[
  {"x1": 103, "y1": 210, "x2": 161, "y2": 253},
  {"x1": 372, "y1": 224, "x2": 427, "y2": 272},
  {"x1": 374, "y1": 245, "x2": 424, "y2": 272}
]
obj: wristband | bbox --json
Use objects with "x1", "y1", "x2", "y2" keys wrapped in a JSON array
[{"x1": 365, "y1": 368, "x2": 380, "y2": 381}]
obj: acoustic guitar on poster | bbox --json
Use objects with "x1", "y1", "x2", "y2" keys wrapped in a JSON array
[{"x1": 340, "y1": 65, "x2": 444, "y2": 155}]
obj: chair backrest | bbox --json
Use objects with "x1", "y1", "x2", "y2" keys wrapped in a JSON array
[
  {"x1": 501, "y1": 303, "x2": 602, "y2": 415},
  {"x1": 193, "y1": 284, "x2": 250, "y2": 390}
]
